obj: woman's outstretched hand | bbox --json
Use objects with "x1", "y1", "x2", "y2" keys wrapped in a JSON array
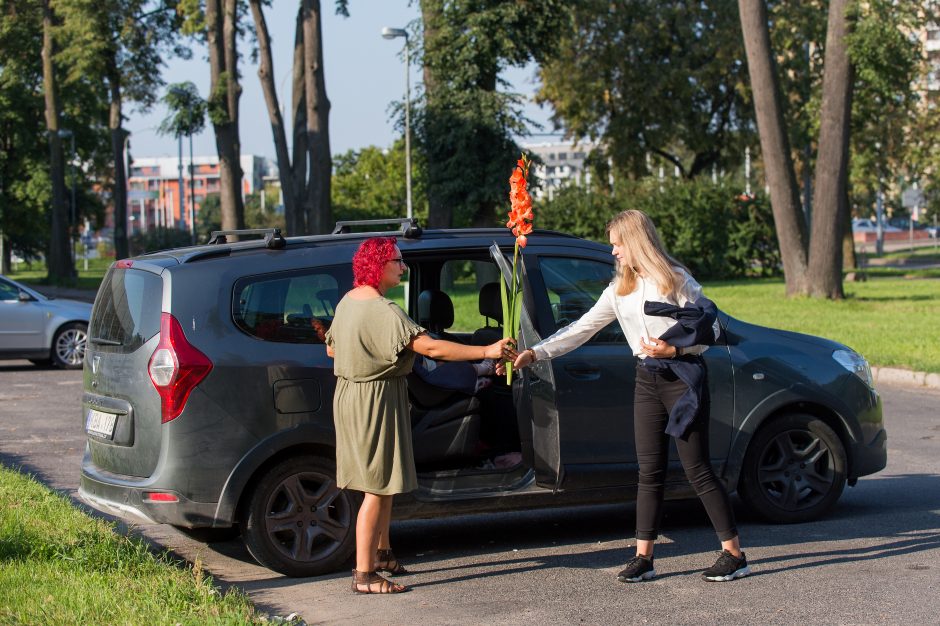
[
  {"x1": 512, "y1": 348, "x2": 536, "y2": 370},
  {"x1": 485, "y1": 337, "x2": 518, "y2": 362}
]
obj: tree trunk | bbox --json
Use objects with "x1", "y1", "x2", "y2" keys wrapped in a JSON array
[
  {"x1": 302, "y1": 0, "x2": 332, "y2": 234},
  {"x1": 738, "y1": 0, "x2": 808, "y2": 296},
  {"x1": 420, "y1": 0, "x2": 450, "y2": 229},
  {"x1": 290, "y1": 5, "x2": 308, "y2": 234},
  {"x1": 842, "y1": 203, "x2": 857, "y2": 272},
  {"x1": 206, "y1": 0, "x2": 245, "y2": 233},
  {"x1": 41, "y1": 0, "x2": 74, "y2": 282},
  {"x1": 106, "y1": 57, "x2": 129, "y2": 260},
  {"x1": 249, "y1": 0, "x2": 299, "y2": 234},
  {"x1": 807, "y1": 0, "x2": 854, "y2": 299}
]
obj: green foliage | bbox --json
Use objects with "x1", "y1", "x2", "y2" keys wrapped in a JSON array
[
  {"x1": 207, "y1": 71, "x2": 233, "y2": 126},
  {"x1": 332, "y1": 140, "x2": 427, "y2": 223},
  {"x1": 537, "y1": 0, "x2": 752, "y2": 180},
  {"x1": 195, "y1": 192, "x2": 284, "y2": 244},
  {"x1": 416, "y1": 0, "x2": 571, "y2": 226},
  {"x1": 538, "y1": 178, "x2": 780, "y2": 280},
  {"x1": 129, "y1": 227, "x2": 195, "y2": 256},
  {"x1": 159, "y1": 82, "x2": 208, "y2": 139}
]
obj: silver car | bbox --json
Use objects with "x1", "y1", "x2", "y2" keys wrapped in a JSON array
[{"x1": 0, "y1": 275, "x2": 91, "y2": 368}]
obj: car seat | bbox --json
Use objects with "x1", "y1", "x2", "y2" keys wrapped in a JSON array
[
  {"x1": 408, "y1": 371, "x2": 482, "y2": 466},
  {"x1": 417, "y1": 289, "x2": 464, "y2": 343},
  {"x1": 470, "y1": 282, "x2": 503, "y2": 346}
]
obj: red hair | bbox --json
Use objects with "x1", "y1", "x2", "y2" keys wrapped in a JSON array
[{"x1": 352, "y1": 236, "x2": 398, "y2": 289}]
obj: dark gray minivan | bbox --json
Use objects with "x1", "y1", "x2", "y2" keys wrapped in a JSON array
[{"x1": 79, "y1": 221, "x2": 887, "y2": 576}]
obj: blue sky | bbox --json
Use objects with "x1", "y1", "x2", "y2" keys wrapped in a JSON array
[{"x1": 127, "y1": 0, "x2": 555, "y2": 161}]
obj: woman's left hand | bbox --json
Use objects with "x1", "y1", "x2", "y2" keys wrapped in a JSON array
[{"x1": 640, "y1": 336, "x2": 677, "y2": 359}]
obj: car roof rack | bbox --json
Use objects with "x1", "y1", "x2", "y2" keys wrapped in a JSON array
[
  {"x1": 207, "y1": 228, "x2": 286, "y2": 249},
  {"x1": 331, "y1": 218, "x2": 423, "y2": 239}
]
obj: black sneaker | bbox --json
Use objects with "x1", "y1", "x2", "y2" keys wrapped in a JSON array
[
  {"x1": 617, "y1": 555, "x2": 656, "y2": 583},
  {"x1": 701, "y1": 550, "x2": 750, "y2": 582}
]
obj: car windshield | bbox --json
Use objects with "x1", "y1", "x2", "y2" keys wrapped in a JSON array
[{"x1": 0, "y1": 278, "x2": 47, "y2": 301}]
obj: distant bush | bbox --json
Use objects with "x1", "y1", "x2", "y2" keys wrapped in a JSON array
[{"x1": 538, "y1": 178, "x2": 781, "y2": 280}]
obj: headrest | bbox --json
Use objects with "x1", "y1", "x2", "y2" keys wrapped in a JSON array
[
  {"x1": 417, "y1": 289, "x2": 454, "y2": 331},
  {"x1": 479, "y1": 282, "x2": 503, "y2": 323}
]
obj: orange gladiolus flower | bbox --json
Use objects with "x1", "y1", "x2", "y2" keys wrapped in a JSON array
[{"x1": 501, "y1": 152, "x2": 534, "y2": 385}]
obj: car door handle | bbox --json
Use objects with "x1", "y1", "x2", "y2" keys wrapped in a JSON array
[{"x1": 564, "y1": 364, "x2": 601, "y2": 381}]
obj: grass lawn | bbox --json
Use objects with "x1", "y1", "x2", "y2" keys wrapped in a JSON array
[
  {"x1": 703, "y1": 277, "x2": 940, "y2": 374},
  {"x1": 8, "y1": 256, "x2": 111, "y2": 291},
  {"x1": 0, "y1": 465, "x2": 261, "y2": 625}
]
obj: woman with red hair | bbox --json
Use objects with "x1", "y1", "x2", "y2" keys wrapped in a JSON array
[{"x1": 326, "y1": 236, "x2": 515, "y2": 594}]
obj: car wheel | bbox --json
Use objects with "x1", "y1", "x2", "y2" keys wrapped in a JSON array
[
  {"x1": 51, "y1": 322, "x2": 88, "y2": 369},
  {"x1": 738, "y1": 413, "x2": 847, "y2": 523},
  {"x1": 241, "y1": 455, "x2": 360, "y2": 577}
]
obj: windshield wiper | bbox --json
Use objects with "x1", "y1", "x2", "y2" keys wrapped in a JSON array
[{"x1": 91, "y1": 337, "x2": 123, "y2": 346}]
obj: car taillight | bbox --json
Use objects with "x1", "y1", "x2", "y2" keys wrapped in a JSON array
[{"x1": 148, "y1": 313, "x2": 213, "y2": 423}]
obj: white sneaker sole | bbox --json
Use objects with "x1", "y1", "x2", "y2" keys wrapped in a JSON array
[
  {"x1": 703, "y1": 565, "x2": 751, "y2": 582},
  {"x1": 618, "y1": 569, "x2": 657, "y2": 583}
]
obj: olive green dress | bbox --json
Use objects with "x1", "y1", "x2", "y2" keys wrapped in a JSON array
[{"x1": 325, "y1": 296, "x2": 425, "y2": 495}]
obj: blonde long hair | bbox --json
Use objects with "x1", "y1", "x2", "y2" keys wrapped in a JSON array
[{"x1": 606, "y1": 210, "x2": 688, "y2": 299}]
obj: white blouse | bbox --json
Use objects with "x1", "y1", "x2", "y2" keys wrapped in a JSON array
[{"x1": 531, "y1": 268, "x2": 717, "y2": 361}]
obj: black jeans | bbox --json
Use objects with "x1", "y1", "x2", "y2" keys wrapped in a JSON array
[{"x1": 634, "y1": 362, "x2": 738, "y2": 542}]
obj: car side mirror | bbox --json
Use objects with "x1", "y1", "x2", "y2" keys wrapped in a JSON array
[{"x1": 18, "y1": 291, "x2": 34, "y2": 302}]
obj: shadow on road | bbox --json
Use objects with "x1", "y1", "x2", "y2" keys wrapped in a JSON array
[{"x1": 219, "y1": 472, "x2": 940, "y2": 587}]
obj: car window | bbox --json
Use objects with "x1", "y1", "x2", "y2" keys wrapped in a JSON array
[
  {"x1": 538, "y1": 256, "x2": 625, "y2": 343},
  {"x1": 0, "y1": 279, "x2": 20, "y2": 301},
  {"x1": 439, "y1": 259, "x2": 501, "y2": 333},
  {"x1": 233, "y1": 265, "x2": 351, "y2": 344},
  {"x1": 90, "y1": 269, "x2": 163, "y2": 352}
]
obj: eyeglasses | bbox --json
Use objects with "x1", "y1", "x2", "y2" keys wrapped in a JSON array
[{"x1": 387, "y1": 257, "x2": 407, "y2": 267}]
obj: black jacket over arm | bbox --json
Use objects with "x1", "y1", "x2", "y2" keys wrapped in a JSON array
[{"x1": 639, "y1": 296, "x2": 719, "y2": 438}]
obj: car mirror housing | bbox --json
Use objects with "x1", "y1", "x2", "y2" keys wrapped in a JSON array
[{"x1": 18, "y1": 291, "x2": 34, "y2": 302}]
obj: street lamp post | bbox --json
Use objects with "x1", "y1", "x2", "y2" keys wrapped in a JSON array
[{"x1": 382, "y1": 26, "x2": 412, "y2": 220}]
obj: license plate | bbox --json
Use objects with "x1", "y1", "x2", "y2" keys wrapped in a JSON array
[{"x1": 86, "y1": 409, "x2": 117, "y2": 439}]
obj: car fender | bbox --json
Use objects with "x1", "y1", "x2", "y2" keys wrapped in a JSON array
[
  {"x1": 213, "y1": 423, "x2": 336, "y2": 524},
  {"x1": 722, "y1": 382, "x2": 862, "y2": 489}
]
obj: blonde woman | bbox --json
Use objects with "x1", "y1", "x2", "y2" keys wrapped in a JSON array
[{"x1": 511, "y1": 210, "x2": 749, "y2": 583}]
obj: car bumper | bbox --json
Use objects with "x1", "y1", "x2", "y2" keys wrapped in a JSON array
[
  {"x1": 852, "y1": 427, "x2": 887, "y2": 478},
  {"x1": 79, "y1": 469, "x2": 224, "y2": 528}
]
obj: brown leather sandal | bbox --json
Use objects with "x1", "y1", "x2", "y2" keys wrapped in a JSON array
[
  {"x1": 351, "y1": 569, "x2": 409, "y2": 594},
  {"x1": 375, "y1": 548, "x2": 409, "y2": 575}
]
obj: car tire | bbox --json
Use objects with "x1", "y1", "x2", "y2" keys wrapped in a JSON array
[
  {"x1": 241, "y1": 455, "x2": 360, "y2": 577},
  {"x1": 738, "y1": 413, "x2": 847, "y2": 523},
  {"x1": 51, "y1": 322, "x2": 88, "y2": 369}
]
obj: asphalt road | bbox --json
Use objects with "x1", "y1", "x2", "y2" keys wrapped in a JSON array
[{"x1": 1, "y1": 360, "x2": 938, "y2": 625}]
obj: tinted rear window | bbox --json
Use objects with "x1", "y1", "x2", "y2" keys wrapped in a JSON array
[
  {"x1": 233, "y1": 265, "x2": 350, "y2": 344},
  {"x1": 90, "y1": 268, "x2": 163, "y2": 352}
]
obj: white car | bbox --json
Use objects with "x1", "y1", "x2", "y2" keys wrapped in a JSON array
[{"x1": 0, "y1": 276, "x2": 92, "y2": 368}]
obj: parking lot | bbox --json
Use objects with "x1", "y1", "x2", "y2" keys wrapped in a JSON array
[{"x1": 1, "y1": 360, "x2": 938, "y2": 625}]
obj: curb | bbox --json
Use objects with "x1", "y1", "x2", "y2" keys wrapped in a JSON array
[{"x1": 871, "y1": 366, "x2": 940, "y2": 390}]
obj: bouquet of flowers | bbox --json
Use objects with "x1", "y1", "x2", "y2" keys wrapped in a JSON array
[{"x1": 500, "y1": 153, "x2": 534, "y2": 384}]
